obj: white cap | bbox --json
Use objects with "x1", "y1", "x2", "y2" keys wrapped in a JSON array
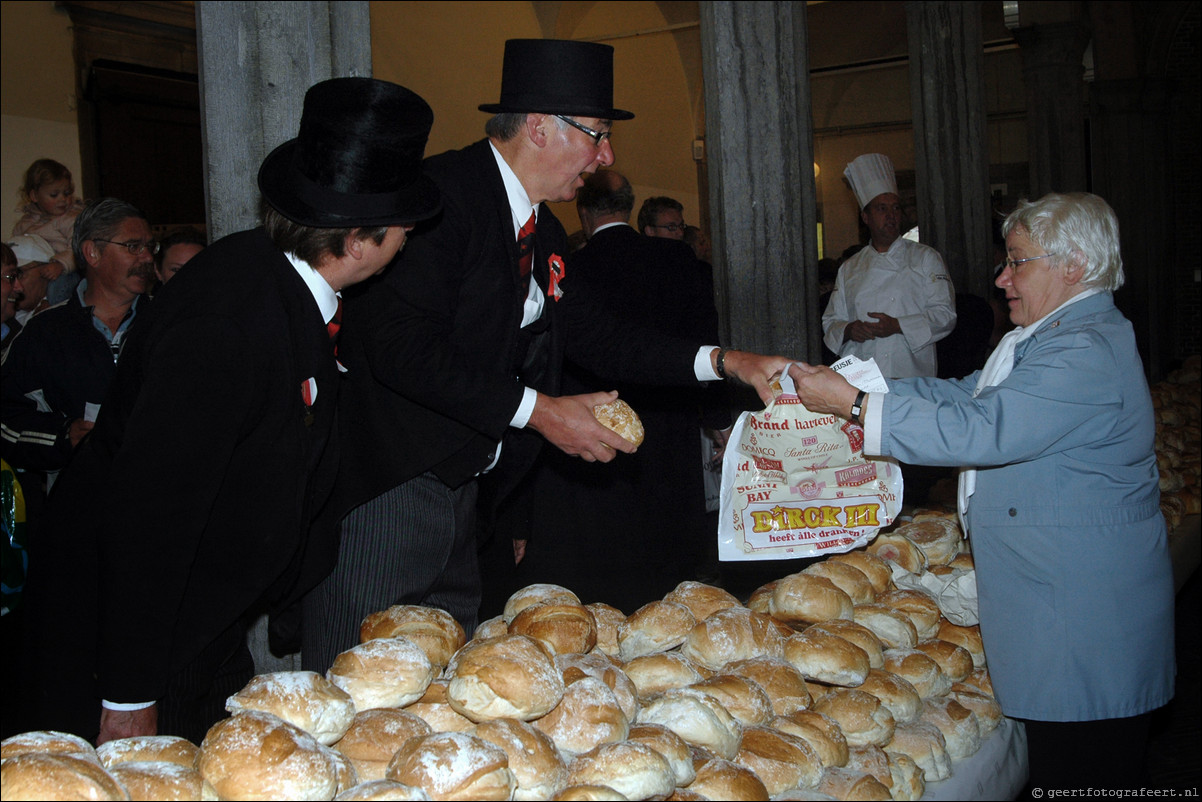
[
  {"x1": 6, "y1": 234, "x2": 55, "y2": 267},
  {"x1": 844, "y1": 153, "x2": 898, "y2": 210}
]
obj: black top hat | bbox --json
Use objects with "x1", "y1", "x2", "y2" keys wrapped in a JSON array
[
  {"x1": 478, "y1": 39, "x2": 635, "y2": 121},
  {"x1": 259, "y1": 78, "x2": 441, "y2": 228}
]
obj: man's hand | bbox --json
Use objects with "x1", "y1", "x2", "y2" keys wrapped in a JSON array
[
  {"x1": 98, "y1": 704, "x2": 157, "y2": 745},
  {"x1": 844, "y1": 320, "x2": 877, "y2": 343},
  {"x1": 788, "y1": 362, "x2": 859, "y2": 419},
  {"x1": 41, "y1": 260, "x2": 65, "y2": 281},
  {"x1": 527, "y1": 391, "x2": 637, "y2": 462},
  {"x1": 713, "y1": 349, "x2": 792, "y2": 406},
  {"x1": 867, "y1": 312, "x2": 901, "y2": 337},
  {"x1": 513, "y1": 539, "x2": 527, "y2": 565},
  {"x1": 67, "y1": 418, "x2": 94, "y2": 447}
]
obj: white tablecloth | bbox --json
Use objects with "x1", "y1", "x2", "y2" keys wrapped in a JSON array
[{"x1": 922, "y1": 717, "x2": 1029, "y2": 800}]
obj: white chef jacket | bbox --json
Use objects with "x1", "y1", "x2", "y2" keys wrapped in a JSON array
[{"x1": 822, "y1": 237, "x2": 956, "y2": 378}]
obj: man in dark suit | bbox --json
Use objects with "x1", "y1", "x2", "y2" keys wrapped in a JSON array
[
  {"x1": 22, "y1": 77, "x2": 440, "y2": 745},
  {"x1": 497, "y1": 170, "x2": 732, "y2": 612},
  {"x1": 304, "y1": 39, "x2": 790, "y2": 671}
]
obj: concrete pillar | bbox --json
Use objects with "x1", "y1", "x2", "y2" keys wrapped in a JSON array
[
  {"x1": 1090, "y1": 79, "x2": 1173, "y2": 379},
  {"x1": 1012, "y1": 22, "x2": 1091, "y2": 196},
  {"x1": 194, "y1": 1, "x2": 371, "y2": 671},
  {"x1": 905, "y1": 1, "x2": 994, "y2": 299},
  {"x1": 195, "y1": 2, "x2": 371, "y2": 240},
  {"x1": 699, "y1": 1, "x2": 820, "y2": 365}
]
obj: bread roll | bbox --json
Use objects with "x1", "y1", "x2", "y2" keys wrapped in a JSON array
[
  {"x1": 1, "y1": 730, "x2": 98, "y2": 763},
  {"x1": 826, "y1": 551, "x2": 895, "y2": 596},
  {"x1": 680, "y1": 606, "x2": 784, "y2": 670},
  {"x1": 593, "y1": 398, "x2": 644, "y2": 445},
  {"x1": 474, "y1": 718, "x2": 567, "y2": 801},
  {"x1": 198, "y1": 711, "x2": 338, "y2": 801},
  {"x1": 333, "y1": 779, "x2": 430, "y2": 800},
  {"x1": 473, "y1": 615, "x2": 510, "y2": 640},
  {"x1": 885, "y1": 752, "x2": 925, "y2": 801},
  {"x1": 334, "y1": 708, "x2": 432, "y2": 782},
  {"x1": 935, "y1": 621, "x2": 986, "y2": 668},
  {"x1": 745, "y1": 580, "x2": 776, "y2": 614},
  {"x1": 635, "y1": 687, "x2": 743, "y2": 759},
  {"x1": 885, "y1": 719, "x2": 951, "y2": 782},
  {"x1": 108, "y1": 761, "x2": 205, "y2": 801},
  {"x1": 402, "y1": 679, "x2": 476, "y2": 732},
  {"x1": 687, "y1": 757, "x2": 771, "y2": 801},
  {"x1": 949, "y1": 551, "x2": 975, "y2": 572},
  {"x1": 736, "y1": 725, "x2": 823, "y2": 794},
  {"x1": 724, "y1": 656, "x2": 812, "y2": 716},
  {"x1": 0, "y1": 753, "x2": 127, "y2": 801},
  {"x1": 783, "y1": 630, "x2": 870, "y2": 687},
  {"x1": 852, "y1": 603, "x2": 918, "y2": 649},
  {"x1": 532, "y1": 676, "x2": 629, "y2": 756},
  {"x1": 882, "y1": 648, "x2": 952, "y2": 699},
  {"x1": 804, "y1": 620, "x2": 885, "y2": 669},
  {"x1": 585, "y1": 602, "x2": 625, "y2": 657},
  {"x1": 815, "y1": 766, "x2": 892, "y2": 800},
  {"x1": 509, "y1": 602, "x2": 597, "y2": 656},
  {"x1": 386, "y1": 731, "x2": 515, "y2": 801},
  {"x1": 551, "y1": 785, "x2": 628, "y2": 800},
  {"x1": 226, "y1": 670, "x2": 356, "y2": 745},
  {"x1": 503, "y1": 583, "x2": 582, "y2": 625},
  {"x1": 618, "y1": 600, "x2": 696, "y2": 660},
  {"x1": 893, "y1": 518, "x2": 962, "y2": 566},
  {"x1": 771, "y1": 711, "x2": 849, "y2": 769},
  {"x1": 855, "y1": 669, "x2": 922, "y2": 725},
  {"x1": 322, "y1": 744, "x2": 360, "y2": 796},
  {"x1": 866, "y1": 533, "x2": 926, "y2": 574},
  {"x1": 688, "y1": 674, "x2": 774, "y2": 726},
  {"x1": 626, "y1": 723, "x2": 696, "y2": 786},
  {"x1": 769, "y1": 573, "x2": 854, "y2": 627},
  {"x1": 567, "y1": 741, "x2": 675, "y2": 801},
  {"x1": 922, "y1": 695, "x2": 982, "y2": 759},
  {"x1": 447, "y1": 634, "x2": 564, "y2": 722},
  {"x1": 556, "y1": 651, "x2": 639, "y2": 722},
  {"x1": 803, "y1": 561, "x2": 875, "y2": 605},
  {"x1": 359, "y1": 604, "x2": 467, "y2": 669},
  {"x1": 96, "y1": 735, "x2": 198, "y2": 769},
  {"x1": 956, "y1": 666, "x2": 994, "y2": 696},
  {"x1": 844, "y1": 744, "x2": 891, "y2": 789},
  {"x1": 914, "y1": 638, "x2": 973, "y2": 683},
  {"x1": 813, "y1": 689, "x2": 896, "y2": 748},
  {"x1": 623, "y1": 651, "x2": 709, "y2": 701},
  {"x1": 948, "y1": 688, "x2": 1003, "y2": 734},
  {"x1": 328, "y1": 638, "x2": 435, "y2": 711},
  {"x1": 663, "y1": 581, "x2": 743, "y2": 621},
  {"x1": 875, "y1": 589, "x2": 942, "y2": 639}
]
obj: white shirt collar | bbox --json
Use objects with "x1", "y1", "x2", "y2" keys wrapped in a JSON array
[
  {"x1": 489, "y1": 141, "x2": 539, "y2": 239},
  {"x1": 591, "y1": 221, "x2": 630, "y2": 236},
  {"x1": 284, "y1": 251, "x2": 340, "y2": 325}
]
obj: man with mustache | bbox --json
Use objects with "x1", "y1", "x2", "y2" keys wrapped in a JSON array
[{"x1": 1, "y1": 198, "x2": 153, "y2": 478}]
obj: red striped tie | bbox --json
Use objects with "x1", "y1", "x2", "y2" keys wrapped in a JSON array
[
  {"x1": 327, "y1": 297, "x2": 342, "y2": 358},
  {"x1": 517, "y1": 213, "x2": 536, "y2": 278}
]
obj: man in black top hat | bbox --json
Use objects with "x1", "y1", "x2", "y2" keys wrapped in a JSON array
[
  {"x1": 21, "y1": 77, "x2": 439, "y2": 744},
  {"x1": 304, "y1": 39, "x2": 789, "y2": 671}
]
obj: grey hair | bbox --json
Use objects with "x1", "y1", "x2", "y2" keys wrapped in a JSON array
[
  {"x1": 485, "y1": 112, "x2": 568, "y2": 142},
  {"x1": 73, "y1": 198, "x2": 149, "y2": 272},
  {"x1": 1002, "y1": 192, "x2": 1124, "y2": 291}
]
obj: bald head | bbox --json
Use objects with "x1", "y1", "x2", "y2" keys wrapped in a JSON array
[{"x1": 577, "y1": 170, "x2": 634, "y2": 237}]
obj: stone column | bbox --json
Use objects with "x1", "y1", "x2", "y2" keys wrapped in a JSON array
[
  {"x1": 195, "y1": 2, "x2": 371, "y2": 240},
  {"x1": 1012, "y1": 22, "x2": 1091, "y2": 196},
  {"x1": 905, "y1": 1, "x2": 994, "y2": 299},
  {"x1": 1090, "y1": 79, "x2": 1172, "y2": 379},
  {"x1": 194, "y1": 1, "x2": 371, "y2": 671},
  {"x1": 699, "y1": 1, "x2": 820, "y2": 364}
]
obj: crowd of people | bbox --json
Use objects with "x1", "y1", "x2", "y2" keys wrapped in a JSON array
[{"x1": 0, "y1": 36, "x2": 1175, "y2": 793}]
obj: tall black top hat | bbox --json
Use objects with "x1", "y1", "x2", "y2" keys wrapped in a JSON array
[
  {"x1": 478, "y1": 39, "x2": 635, "y2": 121},
  {"x1": 258, "y1": 77, "x2": 441, "y2": 227}
]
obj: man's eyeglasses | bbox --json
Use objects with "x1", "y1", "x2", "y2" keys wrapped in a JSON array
[
  {"x1": 94, "y1": 238, "x2": 160, "y2": 256},
  {"x1": 1002, "y1": 252, "x2": 1056, "y2": 271},
  {"x1": 557, "y1": 115, "x2": 611, "y2": 147},
  {"x1": 652, "y1": 223, "x2": 687, "y2": 234}
]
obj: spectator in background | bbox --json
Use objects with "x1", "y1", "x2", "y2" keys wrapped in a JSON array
[
  {"x1": 638, "y1": 195, "x2": 686, "y2": 240},
  {"x1": 153, "y1": 227, "x2": 207, "y2": 293},
  {"x1": 12, "y1": 159, "x2": 84, "y2": 306},
  {"x1": 1, "y1": 244, "x2": 24, "y2": 352},
  {"x1": 683, "y1": 224, "x2": 712, "y2": 263},
  {"x1": 4, "y1": 235, "x2": 55, "y2": 325}
]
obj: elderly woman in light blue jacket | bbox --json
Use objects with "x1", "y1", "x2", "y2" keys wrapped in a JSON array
[{"x1": 791, "y1": 192, "x2": 1174, "y2": 791}]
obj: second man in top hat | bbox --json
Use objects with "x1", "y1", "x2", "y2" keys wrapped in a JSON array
[{"x1": 304, "y1": 38, "x2": 791, "y2": 670}]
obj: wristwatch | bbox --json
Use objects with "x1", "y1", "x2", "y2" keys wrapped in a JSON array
[{"x1": 850, "y1": 390, "x2": 867, "y2": 424}]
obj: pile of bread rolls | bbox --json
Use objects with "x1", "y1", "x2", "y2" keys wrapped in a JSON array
[
  {"x1": 1, "y1": 515, "x2": 1003, "y2": 801},
  {"x1": 1152, "y1": 354, "x2": 1201, "y2": 531}
]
